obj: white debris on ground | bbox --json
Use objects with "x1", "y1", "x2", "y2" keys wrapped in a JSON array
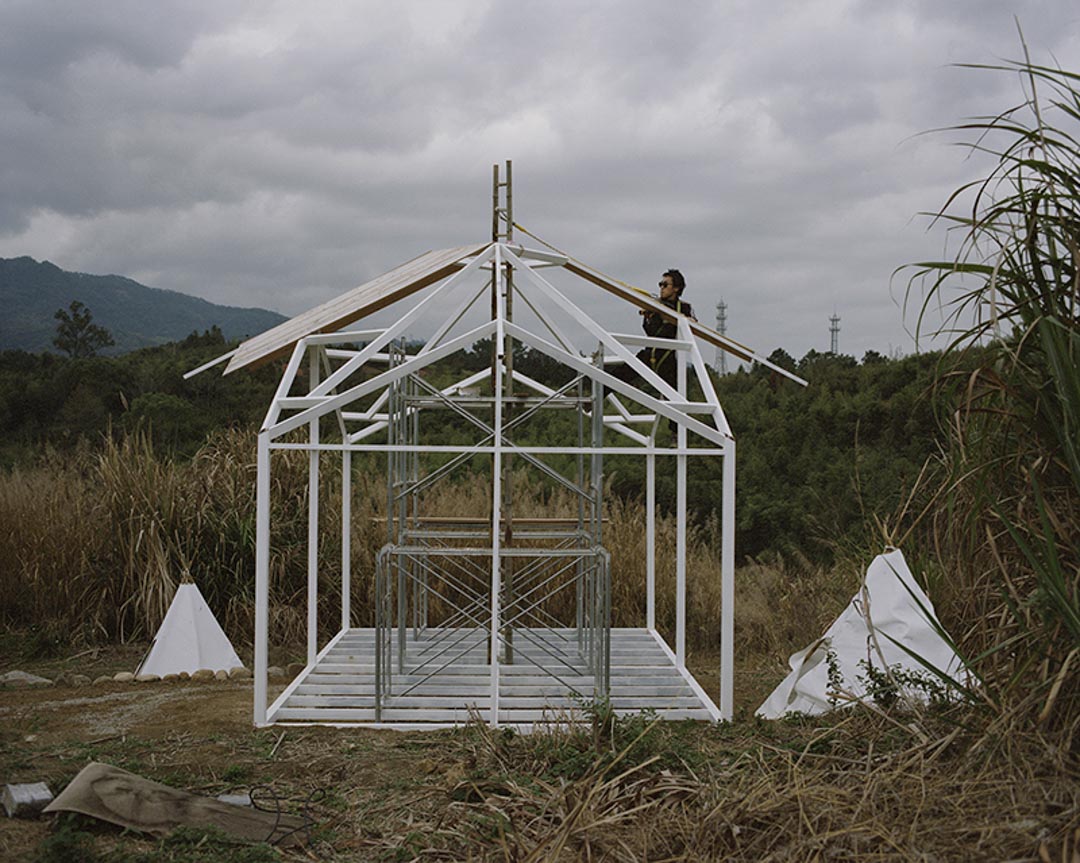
[
  {"x1": 0, "y1": 671, "x2": 52, "y2": 687},
  {"x1": 1, "y1": 667, "x2": 253, "y2": 688}
]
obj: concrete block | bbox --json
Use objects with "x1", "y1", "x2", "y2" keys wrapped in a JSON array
[{"x1": 3, "y1": 783, "x2": 53, "y2": 818}]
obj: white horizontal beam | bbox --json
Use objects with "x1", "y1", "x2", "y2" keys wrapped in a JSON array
[
  {"x1": 183, "y1": 349, "x2": 237, "y2": 380},
  {"x1": 326, "y1": 349, "x2": 391, "y2": 363},
  {"x1": 608, "y1": 335, "x2": 693, "y2": 351},
  {"x1": 303, "y1": 329, "x2": 385, "y2": 345}
]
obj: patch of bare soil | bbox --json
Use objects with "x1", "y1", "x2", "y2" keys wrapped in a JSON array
[
  {"x1": 2, "y1": 682, "x2": 241, "y2": 740},
  {"x1": 0, "y1": 673, "x2": 441, "y2": 861}
]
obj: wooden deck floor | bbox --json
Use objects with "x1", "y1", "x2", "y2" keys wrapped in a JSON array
[{"x1": 268, "y1": 627, "x2": 720, "y2": 728}]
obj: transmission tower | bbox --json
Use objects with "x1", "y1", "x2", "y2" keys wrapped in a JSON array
[
  {"x1": 715, "y1": 300, "x2": 728, "y2": 374},
  {"x1": 829, "y1": 312, "x2": 840, "y2": 355}
]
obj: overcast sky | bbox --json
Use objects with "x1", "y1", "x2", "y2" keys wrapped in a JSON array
[{"x1": 2, "y1": 1, "x2": 1078, "y2": 362}]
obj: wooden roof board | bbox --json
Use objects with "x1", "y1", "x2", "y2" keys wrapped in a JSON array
[
  {"x1": 224, "y1": 243, "x2": 488, "y2": 374},
  {"x1": 563, "y1": 261, "x2": 808, "y2": 386}
]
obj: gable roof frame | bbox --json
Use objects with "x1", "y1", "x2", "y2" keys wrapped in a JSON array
[
  {"x1": 500, "y1": 244, "x2": 683, "y2": 402},
  {"x1": 266, "y1": 319, "x2": 497, "y2": 440},
  {"x1": 307, "y1": 245, "x2": 497, "y2": 399},
  {"x1": 254, "y1": 240, "x2": 745, "y2": 449},
  {"x1": 504, "y1": 320, "x2": 732, "y2": 449},
  {"x1": 243, "y1": 223, "x2": 756, "y2": 729}
]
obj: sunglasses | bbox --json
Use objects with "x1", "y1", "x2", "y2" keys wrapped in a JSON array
[{"x1": 658, "y1": 280, "x2": 674, "y2": 289}]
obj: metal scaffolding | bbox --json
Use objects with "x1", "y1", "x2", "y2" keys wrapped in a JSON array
[
  {"x1": 196, "y1": 166, "x2": 808, "y2": 728},
  {"x1": 372, "y1": 334, "x2": 612, "y2": 721}
]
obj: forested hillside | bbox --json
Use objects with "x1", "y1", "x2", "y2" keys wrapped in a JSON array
[
  {"x1": 0, "y1": 329, "x2": 281, "y2": 464},
  {"x1": 0, "y1": 256, "x2": 286, "y2": 353},
  {"x1": 0, "y1": 332, "x2": 942, "y2": 565}
]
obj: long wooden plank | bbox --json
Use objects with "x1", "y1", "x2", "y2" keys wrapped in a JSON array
[
  {"x1": 563, "y1": 261, "x2": 808, "y2": 386},
  {"x1": 225, "y1": 244, "x2": 487, "y2": 374},
  {"x1": 316, "y1": 656, "x2": 660, "y2": 667},
  {"x1": 295, "y1": 684, "x2": 692, "y2": 697},
  {"x1": 273, "y1": 707, "x2": 713, "y2": 723},
  {"x1": 284, "y1": 695, "x2": 705, "y2": 709}
]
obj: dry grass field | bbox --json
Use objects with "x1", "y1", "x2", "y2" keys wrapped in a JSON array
[
  {"x1": 1, "y1": 617, "x2": 1077, "y2": 862},
  {"x1": 0, "y1": 415, "x2": 1076, "y2": 861}
]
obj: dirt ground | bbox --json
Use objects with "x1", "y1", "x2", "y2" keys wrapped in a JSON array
[
  {"x1": 6, "y1": 646, "x2": 1071, "y2": 862},
  {"x1": 5, "y1": 678, "x2": 218, "y2": 848},
  {"x1": 0, "y1": 645, "x2": 774, "y2": 862},
  {"x1": 1, "y1": 674, "x2": 458, "y2": 860}
]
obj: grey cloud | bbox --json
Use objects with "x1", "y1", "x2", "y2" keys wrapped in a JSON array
[
  {"x1": 0, "y1": 0, "x2": 1077, "y2": 362},
  {"x1": 0, "y1": 0, "x2": 218, "y2": 81}
]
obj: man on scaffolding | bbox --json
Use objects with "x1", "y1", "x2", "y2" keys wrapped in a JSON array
[{"x1": 613, "y1": 268, "x2": 696, "y2": 393}]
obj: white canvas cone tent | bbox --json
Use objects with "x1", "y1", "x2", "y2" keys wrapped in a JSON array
[
  {"x1": 757, "y1": 548, "x2": 965, "y2": 718},
  {"x1": 136, "y1": 583, "x2": 244, "y2": 677}
]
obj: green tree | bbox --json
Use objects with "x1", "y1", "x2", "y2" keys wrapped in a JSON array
[{"x1": 53, "y1": 300, "x2": 115, "y2": 358}]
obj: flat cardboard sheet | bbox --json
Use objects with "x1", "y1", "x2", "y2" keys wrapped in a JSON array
[{"x1": 44, "y1": 762, "x2": 306, "y2": 846}]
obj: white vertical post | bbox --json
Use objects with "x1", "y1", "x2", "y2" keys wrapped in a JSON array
[
  {"x1": 675, "y1": 354, "x2": 687, "y2": 669},
  {"x1": 254, "y1": 431, "x2": 270, "y2": 726},
  {"x1": 307, "y1": 349, "x2": 320, "y2": 666},
  {"x1": 489, "y1": 245, "x2": 505, "y2": 726},
  {"x1": 720, "y1": 439, "x2": 736, "y2": 719},
  {"x1": 646, "y1": 450, "x2": 656, "y2": 631},
  {"x1": 341, "y1": 448, "x2": 352, "y2": 632}
]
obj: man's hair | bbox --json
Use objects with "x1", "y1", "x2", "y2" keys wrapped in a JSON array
[{"x1": 663, "y1": 269, "x2": 686, "y2": 292}]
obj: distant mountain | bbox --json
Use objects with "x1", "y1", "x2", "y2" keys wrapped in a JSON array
[{"x1": 0, "y1": 256, "x2": 287, "y2": 354}]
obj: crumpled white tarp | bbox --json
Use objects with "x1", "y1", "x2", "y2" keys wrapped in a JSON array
[
  {"x1": 757, "y1": 548, "x2": 965, "y2": 718},
  {"x1": 136, "y1": 583, "x2": 243, "y2": 677}
]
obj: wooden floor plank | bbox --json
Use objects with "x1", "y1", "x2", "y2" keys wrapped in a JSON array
[{"x1": 275, "y1": 627, "x2": 718, "y2": 726}]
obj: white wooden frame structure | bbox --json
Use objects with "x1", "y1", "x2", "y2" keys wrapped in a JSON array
[{"x1": 198, "y1": 183, "x2": 805, "y2": 729}]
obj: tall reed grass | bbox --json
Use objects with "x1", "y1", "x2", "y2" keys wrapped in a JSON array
[
  {"x1": 905, "y1": 42, "x2": 1080, "y2": 723},
  {"x1": 0, "y1": 429, "x2": 350, "y2": 646},
  {"x1": 2, "y1": 428, "x2": 843, "y2": 668}
]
